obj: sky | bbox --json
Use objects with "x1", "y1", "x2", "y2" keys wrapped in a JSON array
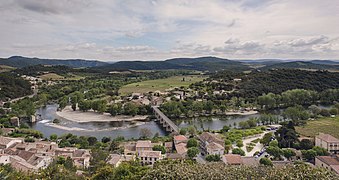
[{"x1": 0, "y1": 0, "x2": 338, "y2": 61}]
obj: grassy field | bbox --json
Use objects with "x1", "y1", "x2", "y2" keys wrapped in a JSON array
[
  {"x1": 296, "y1": 116, "x2": 339, "y2": 139},
  {"x1": 119, "y1": 75, "x2": 206, "y2": 95},
  {"x1": 0, "y1": 65, "x2": 15, "y2": 72},
  {"x1": 39, "y1": 73, "x2": 84, "y2": 81}
]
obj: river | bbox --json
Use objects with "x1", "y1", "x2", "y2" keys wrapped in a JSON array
[{"x1": 31, "y1": 104, "x2": 275, "y2": 140}]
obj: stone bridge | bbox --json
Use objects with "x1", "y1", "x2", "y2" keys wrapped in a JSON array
[{"x1": 152, "y1": 106, "x2": 179, "y2": 134}]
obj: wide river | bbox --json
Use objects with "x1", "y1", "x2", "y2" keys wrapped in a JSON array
[{"x1": 31, "y1": 104, "x2": 265, "y2": 140}]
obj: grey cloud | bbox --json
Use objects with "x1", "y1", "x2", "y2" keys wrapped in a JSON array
[
  {"x1": 14, "y1": 0, "x2": 91, "y2": 14},
  {"x1": 213, "y1": 38, "x2": 263, "y2": 54}
]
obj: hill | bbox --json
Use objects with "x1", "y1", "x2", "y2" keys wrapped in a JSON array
[
  {"x1": 0, "y1": 56, "x2": 108, "y2": 68},
  {"x1": 96, "y1": 56, "x2": 251, "y2": 72},
  {"x1": 0, "y1": 73, "x2": 33, "y2": 101},
  {"x1": 260, "y1": 61, "x2": 339, "y2": 71}
]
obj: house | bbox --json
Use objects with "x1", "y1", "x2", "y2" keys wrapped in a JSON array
[
  {"x1": 166, "y1": 153, "x2": 185, "y2": 160},
  {"x1": 206, "y1": 142, "x2": 224, "y2": 156},
  {"x1": 0, "y1": 136, "x2": 23, "y2": 149},
  {"x1": 0, "y1": 128, "x2": 15, "y2": 136},
  {"x1": 315, "y1": 133, "x2": 339, "y2": 154},
  {"x1": 164, "y1": 142, "x2": 173, "y2": 153},
  {"x1": 198, "y1": 132, "x2": 224, "y2": 156},
  {"x1": 222, "y1": 154, "x2": 242, "y2": 165},
  {"x1": 107, "y1": 154, "x2": 122, "y2": 167},
  {"x1": 175, "y1": 143, "x2": 188, "y2": 156},
  {"x1": 124, "y1": 142, "x2": 136, "y2": 155},
  {"x1": 315, "y1": 155, "x2": 339, "y2": 174},
  {"x1": 10, "y1": 117, "x2": 20, "y2": 127},
  {"x1": 222, "y1": 155, "x2": 259, "y2": 166},
  {"x1": 136, "y1": 140, "x2": 153, "y2": 153},
  {"x1": 138, "y1": 151, "x2": 162, "y2": 166},
  {"x1": 173, "y1": 135, "x2": 188, "y2": 145}
]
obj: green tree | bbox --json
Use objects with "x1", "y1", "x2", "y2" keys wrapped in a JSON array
[
  {"x1": 282, "y1": 148, "x2": 296, "y2": 160},
  {"x1": 187, "y1": 147, "x2": 199, "y2": 159},
  {"x1": 50, "y1": 134, "x2": 58, "y2": 141},
  {"x1": 259, "y1": 157, "x2": 273, "y2": 166},
  {"x1": 179, "y1": 128, "x2": 187, "y2": 135},
  {"x1": 232, "y1": 148, "x2": 245, "y2": 156},
  {"x1": 152, "y1": 145, "x2": 166, "y2": 154},
  {"x1": 187, "y1": 138, "x2": 198, "y2": 148}
]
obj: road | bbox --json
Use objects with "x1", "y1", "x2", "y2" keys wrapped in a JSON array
[{"x1": 9, "y1": 89, "x2": 38, "y2": 103}]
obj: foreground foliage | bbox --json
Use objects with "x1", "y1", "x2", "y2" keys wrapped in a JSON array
[{"x1": 142, "y1": 161, "x2": 339, "y2": 180}]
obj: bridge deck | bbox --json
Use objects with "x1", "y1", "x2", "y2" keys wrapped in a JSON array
[{"x1": 152, "y1": 106, "x2": 179, "y2": 133}]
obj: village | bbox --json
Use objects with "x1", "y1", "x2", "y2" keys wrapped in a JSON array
[{"x1": 1, "y1": 129, "x2": 339, "y2": 175}]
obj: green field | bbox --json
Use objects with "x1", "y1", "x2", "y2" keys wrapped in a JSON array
[
  {"x1": 39, "y1": 73, "x2": 84, "y2": 81},
  {"x1": 296, "y1": 116, "x2": 339, "y2": 139},
  {"x1": 0, "y1": 65, "x2": 15, "y2": 72},
  {"x1": 119, "y1": 75, "x2": 206, "y2": 95}
]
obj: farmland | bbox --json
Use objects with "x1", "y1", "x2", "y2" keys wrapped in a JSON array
[
  {"x1": 119, "y1": 75, "x2": 206, "y2": 95},
  {"x1": 296, "y1": 116, "x2": 339, "y2": 139}
]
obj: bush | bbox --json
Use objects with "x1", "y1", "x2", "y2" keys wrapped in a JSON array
[
  {"x1": 232, "y1": 148, "x2": 245, "y2": 156},
  {"x1": 205, "y1": 154, "x2": 221, "y2": 162},
  {"x1": 260, "y1": 158, "x2": 273, "y2": 166}
]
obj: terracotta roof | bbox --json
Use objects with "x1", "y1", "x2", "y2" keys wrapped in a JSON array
[
  {"x1": 242, "y1": 157, "x2": 259, "y2": 166},
  {"x1": 0, "y1": 136, "x2": 16, "y2": 146},
  {"x1": 139, "y1": 151, "x2": 161, "y2": 158},
  {"x1": 175, "y1": 143, "x2": 188, "y2": 155},
  {"x1": 165, "y1": 142, "x2": 173, "y2": 148},
  {"x1": 174, "y1": 135, "x2": 188, "y2": 142},
  {"x1": 107, "y1": 154, "x2": 121, "y2": 166},
  {"x1": 316, "y1": 133, "x2": 339, "y2": 143},
  {"x1": 136, "y1": 140, "x2": 152, "y2": 148},
  {"x1": 199, "y1": 132, "x2": 224, "y2": 147},
  {"x1": 330, "y1": 165, "x2": 339, "y2": 174},
  {"x1": 316, "y1": 156, "x2": 339, "y2": 166},
  {"x1": 206, "y1": 142, "x2": 224, "y2": 151},
  {"x1": 223, "y1": 154, "x2": 243, "y2": 165},
  {"x1": 17, "y1": 150, "x2": 35, "y2": 161},
  {"x1": 167, "y1": 153, "x2": 185, "y2": 160}
]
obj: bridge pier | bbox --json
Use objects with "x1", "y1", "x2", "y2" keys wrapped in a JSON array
[{"x1": 152, "y1": 106, "x2": 179, "y2": 134}]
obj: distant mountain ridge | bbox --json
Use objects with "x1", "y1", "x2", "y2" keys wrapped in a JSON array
[
  {"x1": 260, "y1": 61, "x2": 339, "y2": 70},
  {"x1": 98, "y1": 56, "x2": 251, "y2": 72},
  {"x1": 0, "y1": 56, "x2": 108, "y2": 68}
]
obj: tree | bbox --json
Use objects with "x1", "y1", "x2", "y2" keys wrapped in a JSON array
[
  {"x1": 224, "y1": 139, "x2": 232, "y2": 153},
  {"x1": 152, "y1": 145, "x2": 166, "y2": 154},
  {"x1": 259, "y1": 157, "x2": 273, "y2": 166},
  {"x1": 187, "y1": 138, "x2": 198, "y2": 148},
  {"x1": 101, "y1": 136, "x2": 111, "y2": 143},
  {"x1": 260, "y1": 132, "x2": 273, "y2": 145},
  {"x1": 232, "y1": 148, "x2": 245, "y2": 156},
  {"x1": 124, "y1": 102, "x2": 139, "y2": 116},
  {"x1": 139, "y1": 128, "x2": 153, "y2": 139},
  {"x1": 109, "y1": 140, "x2": 120, "y2": 151},
  {"x1": 312, "y1": 146, "x2": 329, "y2": 156},
  {"x1": 206, "y1": 154, "x2": 221, "y2": 162},
  {"x1": 301, "y1": 149, "x2": 317, "y2": 161},
  {"x1": 320, "y1": 109, "x2": 331, "y2": 117},
  {"x1": 50, "y1": 134, "x2": 58, "y2": 141},
  {"x1": 330, "y1": 108, "x2": 338, "y2": 115},
  {"x1": 221, "y1": 125, "x2": 230, "y2": 133},
  {"x1": 238, "y1": 121, "x2": 250, "y2": 129},
  {"x1": 266, "y1": 146, "x2": 282, "y2": 160},
  {"x1": 187, "y1": 147, "x2": 199, "y2": 159},
  {"x1": 187, "y1": 126, "x2": 197, "y2": 137},
  {"x1": 300, "y1": 139, "x2": 314, "y2": 150},
  {"x1": 282, "y1": 148, "x2": 296, "y2": 160},
  {"x1": 236, "y1": 140, "x2": 244, "y2": 148},
  {"x1": 87, "y1": 137, "x2": 98, "y2": 146},
  {"x1": 179, "y1": 128, "x2": 187, "y2": 135}
]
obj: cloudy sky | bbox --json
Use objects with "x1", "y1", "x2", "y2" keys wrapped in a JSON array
[{"x1": 0, "y1": 0, "x2": 338, "y2": 61}]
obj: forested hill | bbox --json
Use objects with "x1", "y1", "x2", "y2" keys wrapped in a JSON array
[
  {"x1": 210, "y1": 69, "x2": 339, "y2": 99},
  {"x1": 0, "y1": 56, "x2": 108, "y2": 68},
  {"x1": 260, "y1": 61, "x2": 339, "y2": 71},
  {"x1": 94, "y1": 56, "x2": 251, "y2": 72},
  {"x1": 0, "y1": 73, "x2": 32, "y2": 101}
]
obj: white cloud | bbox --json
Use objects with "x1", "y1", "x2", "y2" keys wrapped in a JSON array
[{"x1": 0, "y1": 0, "x2": 338, "y2": 60}]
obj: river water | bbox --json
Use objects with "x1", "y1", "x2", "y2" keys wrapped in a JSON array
[{"x1": 31, "y1": 104, "x2": 268, "y2": 140}]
